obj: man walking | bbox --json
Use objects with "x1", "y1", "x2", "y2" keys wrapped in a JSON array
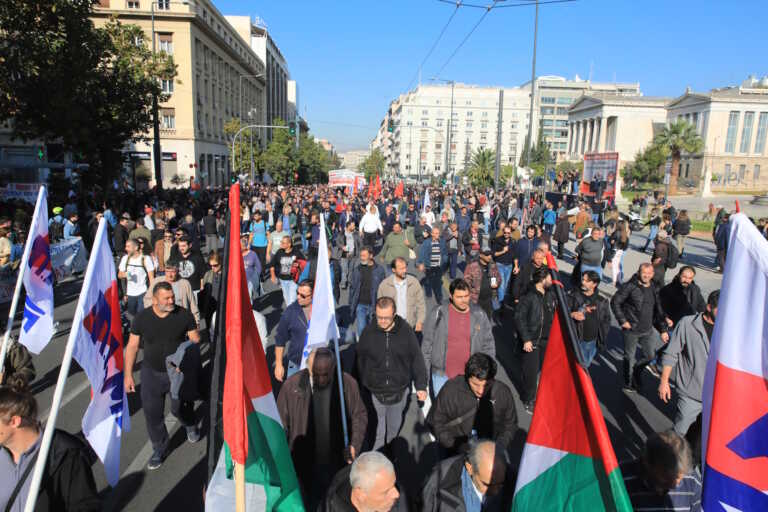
[
  {"x1": 422, "y1": 279, "x2": 495, "y2": 397},
  {"x1": 337, "y1": 220, "x2": 360, "y2": 289},
  {"x1": 269, "y1": 235, "x2": 305, "y2": 307},
  {"x1": 463, "y1": 249, "x2": 501, "y2": 320},
  {"x1": 274, "y1": 280, "x2": 314, "y2": 382},
  {"x1": 357, "y1": 297, "x2": 428, "y2": 450},
  {"x1": 118, "y1": 238, "x2": 155, "y2": 318},
  {"x1": 611, "y1": 263, "x2": 672, "y2": 393},
  {"x1": 377, "y1": 256, "x2": 426, "y2": 333},
  {"x1": 142, "y1": 261, "x2": 199, "y2": 327},
  {"x1": 348, "y1": 246, "x2": 386, "y2": 340},
  {"x1": 492, "y1": 224, "x2": 516, "y2": 304},
  {"x1": 568, "y1": 271, "x2": 611, "y2": 367},
  {"x1": 575, "y1": 226, "x2": 604, "y2": 279},
  {"x1": 124, "y1": 281, "x2": 200, "y2": 470},
  {"x1": 418, "y1": 226, "x2": 447, "y2": 305},
  {"x1": 659, "y1": 266, "x2": 706, "y2": 326},
  {"x1": 658, "y1": 290, "x2": 719, "y2": 435}
]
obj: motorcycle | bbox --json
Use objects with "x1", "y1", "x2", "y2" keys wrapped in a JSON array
[{"x1": 619, "y1": 211, "x2": 645, "y2": 232}]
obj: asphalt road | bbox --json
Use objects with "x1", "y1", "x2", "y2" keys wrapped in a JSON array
[{"x1": 6, "y1": 225, "x2": 726, "y2": 511}]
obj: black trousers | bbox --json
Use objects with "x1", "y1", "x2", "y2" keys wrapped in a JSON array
[
  {"x1": 424, "y1": 267, "x2": 444, "y2": 304},
  {"x1": 521, "y1": 343, "x2": 546, "y2": 403},
  {"x1": 253, "y1": 246, "x2": 267, "y2": 276},
  {"x1": 140, "y1": 366, "x2": 196, "y2": 454},
  {"x1": 557, "y1": 241, "x2": 565, "y2": 258}
]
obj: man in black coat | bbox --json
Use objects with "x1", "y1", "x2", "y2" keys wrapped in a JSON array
[
  {"x1": 611, "y1": 263, "x2": 672, "y2": 392},
  {"x1": 421, "y1": 440, "x2": 508, "y2": 512},
  {"x1": 426, "y1": 353, "x2": 518, "y2": 458},
  {"x1": 568, "y1": 270, "x2": 612, "y2": 367},
  {"x1": 659, "y1": 266, "x2": 706, "y2": 326}
]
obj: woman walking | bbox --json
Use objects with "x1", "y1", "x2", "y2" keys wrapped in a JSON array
[{"x1": 609, "y1": 220, "x2": 630, "y2": 287}]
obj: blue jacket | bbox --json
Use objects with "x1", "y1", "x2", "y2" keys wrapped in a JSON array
[
  {"x1": 543, "y1": 209, "x2": 557, "y2": 225},
  {"x1": 275, "y1": 300, "x2": 310, "y2": 365},
  {"x1": 456, "y1": 213, "x2": 471, "y2": 234},
  {"x1": 418, "y1": 238, "x2": 447, "y2": 267},
  {"x1": 515, "y1": 236, "x2": 540, "y2": 265},
  {"x1": 348, "y1": 261, "x2": 386, "y2": 312}
]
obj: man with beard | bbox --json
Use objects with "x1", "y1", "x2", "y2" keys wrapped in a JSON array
[
  {"x1": 174, "y1": 235, "x2": 207, "y2": 291},
  {"x1": 659, "y1": 266, "x2": 706, "y2": 326},
  {"x1": 277, "y1": 348, "x2": 368, "y2": 509},
  {"x1": 658, "y1": 290, "x2": 719, "y2": 435},
  {"x1": 568, "y1": 271, "x2": 611, "y2": 367},
  {"x1": 124, "y1": 281, "x2": 200, "y2": 470}
]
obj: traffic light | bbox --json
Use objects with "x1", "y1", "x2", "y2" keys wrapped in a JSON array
[
  {"x1": 387, "y1": 119, "x2": 394, "y2": 133},
  {"x1": 288, "y1": 122, "x2": 296, "y2": 136}
]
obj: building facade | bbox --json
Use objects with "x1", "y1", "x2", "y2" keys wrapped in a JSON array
[
  {"x1": 667, "y1": 80, "x2": 768, "y2": 192},
  {"x1": 526, "y1": 75, "x2": 642, "y2": 163},
  {"x1": 92, "y1": 0, "x2": 266, "y2": 189},
  {"x1": 372, "y1": 84, "x2": 531, "y2": 182},
  {"x1": 338, "y1": 150, "x2": 370, "y2": 170}
]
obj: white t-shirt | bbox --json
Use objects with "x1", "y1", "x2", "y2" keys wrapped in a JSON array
[{"x1": 119, "y1": 254, "x2": 155, "y2": 297}]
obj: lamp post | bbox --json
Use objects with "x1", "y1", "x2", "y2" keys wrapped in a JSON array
[
  {"x1": 238, "y1": 73, "x2": 265, "y2": 183},
  {"x1": 431, "y1": 78, "x2": 455, "y2": 184},
  {"x1": 150, "y1": 0, "x2": 193, "y2": 190},
  {"x1": 524, "y1": 0, "x2": 539, "y2": 169}
]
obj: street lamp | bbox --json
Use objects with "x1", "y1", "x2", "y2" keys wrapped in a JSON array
[
  {"x1": 239, "y1": 73, "x2": 265, "y2": 183},
  {"x1": 431, "y1": 77, "x2": 455, "y2": 184},
  {"x1": 150, "y1": 0, "x2": 194, "y2": 190}
]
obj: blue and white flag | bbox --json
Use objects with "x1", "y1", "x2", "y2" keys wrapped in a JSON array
[
  {"x1": 300, "y1": 213, "x2": 339, "y2": 369},
  {"x1": 19, "y1": 186, "x2": 54, "y2": 354},
  {"x1": 71, "y1": 218, "x2": 130, "y2": 486},
  {"x1": 422, "y1": 188, "x2": 431, "y2": 214}
]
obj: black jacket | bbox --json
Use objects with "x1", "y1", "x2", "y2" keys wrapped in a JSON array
[
  {"x1": 357, "y1": 315, "x2": 428, "y2": 397},
  {"x1": 29, "y1": 430, "x2": 101, "y2": 512},
  {"x1": 322, "y1": 464, "x2": 409, "y2": 512},
  {"x1": 567, "y1": 289, "x2": 612, "y2": 348},
  {"x1": 426, "y1": 376, "x2": 518, "y2": 455},
  {"x1": 507, "y1": 261, "x2": 544, "y2": 305},
  {"x1": 610, "y1": 272, "x2": 668, "y2": 333},
  {"x1": 421, "y1": 456, "x2": 508, "y2": 512},
  {"x1": 514, "y1": 287, "x2": 556, "y2": 347},
  {"x1": 659, "y1": 277, "x2": 706, "y2": 325},
  {"x1": 673, "y1": 217, "x2": 691, "y2": 236}
]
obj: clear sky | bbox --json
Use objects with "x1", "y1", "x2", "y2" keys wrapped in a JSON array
[{"x1": 216, "y1": 0, "x2": 767, "y2": 152}]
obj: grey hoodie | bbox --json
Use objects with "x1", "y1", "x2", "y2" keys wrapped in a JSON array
[{"x1": 660, "y1": 313, "x2": 710, "y2": 400}]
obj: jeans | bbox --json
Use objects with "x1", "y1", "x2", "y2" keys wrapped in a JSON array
[
  {"x1": 280, "y1": 279, "x2": 298, "y2": 306},
  {"x1": 673, "y1": 393, "x2": 702, "y2": 436},
  {"x1": 125, "y1": 294, "x2": 145, "y2": 317},
  {"x1": 581, "y1": 263, "x2": 602, "y2": 280},
  {"x1": 496, "y1": 263, "x2": 513, "y2": 303},
  {"x1": 431, "y1": 371, "x2": 449, "y2": 398},
  {"x1": 622, "y1": 328, "x2": 661, "y2": 386},
  {"x1": 140, "y1": 366, "x2": 196, "y2": 455},
  {"x1": 424, "y1": 267, "x2": 444, "y2": 304},
  {"x1": 287, "y1": 360, "x2": 300, "y2": 379},
  {"x1": 543, "y1": 223, "x2": 554, "y2": 235},
  {"x1": 355, "y1": 303, "x2": 372, "y2": 338},
  {"x1": 579, "y1": 339, "x2": 597, "y2": 366},
  {"x1": 643, "y1": 225, "x2": 658, "y2": 252},
  {"x1": 371, "y1": 390, "x2": 408, "y2": 449},
  {"x1": 447, "y1": 252, "x2": 459, "y2": 279},
  {"x1": 301, "y1": 233, "x2": 309, "y2": 254},
  {"x1": 610, "y1": 249, "x2": 625, "y2": 286}
]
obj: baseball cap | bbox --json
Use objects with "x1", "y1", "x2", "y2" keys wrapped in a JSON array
[{"x1": 52, "y1": 207, "x2": 63, "y2": 215}]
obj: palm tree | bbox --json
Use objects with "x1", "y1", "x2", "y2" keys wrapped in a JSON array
[
  {"x1": 465, "y1": 148, "x2": 495, "y2": 188},
  {"x1": 653, "y1": 120, "x2": 704, "y2": 195}
]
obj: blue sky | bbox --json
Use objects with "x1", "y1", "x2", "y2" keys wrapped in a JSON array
[{"x1": 217, "y1": 0, "x2": 768, "y2": 152}]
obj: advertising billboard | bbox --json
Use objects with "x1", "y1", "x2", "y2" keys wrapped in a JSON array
[{"x1": 580, "y1": 152, "x2": 619, "y2": 199}]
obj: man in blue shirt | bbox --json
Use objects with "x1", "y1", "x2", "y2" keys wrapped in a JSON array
[
  {"x1": 63, "y1": 213, "x2": 80, "y2": 240},
  {"x1": 274, "y1": 279, "x2": 313, "y2": 382}
]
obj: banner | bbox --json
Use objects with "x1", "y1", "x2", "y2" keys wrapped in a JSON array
[
  {"x1": 51, "y1": 238, "x2": 89, "y2": 280},
  {"x1": 328, "y1": 169, "x2": 364, "y2": 188},
  {"x1": 580, "y1": 153, "x2": 618, "y2": 199},
  {"x1": 1, "y1": 183, "x2": 45, "y2": 204}
]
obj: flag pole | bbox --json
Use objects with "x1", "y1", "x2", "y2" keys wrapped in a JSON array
[
  {"x1": 23, "y1": 218, "x2": 108, "y2": 512},
  {"x1": 234, "y1": 461, "x2": 246, "y2": 512},
  {"x1": 544, "y1": 251, "x2": 587, "y2": 368},
  {"x1": 207, "y1": 214, "x2": 231, "y2": 480},
  {"x1": 332, "y1": 334, "x2": 350, "y2": 448},
  {"x1": 0, "y1": 186, "x2": 46, "y2": 380}
]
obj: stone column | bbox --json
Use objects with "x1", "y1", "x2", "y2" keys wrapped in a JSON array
[
  {"x1": 567, "y1": 124, "x2": 573, "y2": 155},
  {"x1": 598, "y1": 116, "x2": 608, "y2": 153}
]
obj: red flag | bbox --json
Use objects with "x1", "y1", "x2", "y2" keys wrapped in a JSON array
[
  {"x1": 394, "y1": 180, "x2": 404, "y2": 198},
  {"x1": 376, "y1": 174, "x2": 382, "y2": 196}
]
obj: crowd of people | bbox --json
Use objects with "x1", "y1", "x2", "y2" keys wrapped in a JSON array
[{"x1": 0, "y1": 179, "x2": 759, "y2": 511}]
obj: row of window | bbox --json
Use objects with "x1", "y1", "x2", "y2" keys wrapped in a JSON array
[
  {"x1": 725, "y1": 111, "x2": 768, "y2": 154},
  {"x1": 541, "y1": 97, "x2": 574, "y2": 105},
  {"x1": 406, "y1": 109, "x2": 529, "y2": 119},
  {"x1": 541, "y1": 106, "x2": 570, "y2": 116}
]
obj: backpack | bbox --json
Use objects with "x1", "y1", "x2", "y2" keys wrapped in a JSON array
[
  {"x1": 49, "y1": 220, "x2": 64, "y2": 243},
  {"x1": 290, "y1": 258, "x2": 308, "y2": 283},
  {"x1": 665, "y1": 242, "x2": 680, "y2": 269}
]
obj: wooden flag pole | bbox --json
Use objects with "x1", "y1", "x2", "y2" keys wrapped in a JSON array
[{"x1": 234, "y1": 461, "x2": 246, "y2": 512}]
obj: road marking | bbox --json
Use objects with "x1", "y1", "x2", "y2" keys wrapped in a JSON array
[
  {"x1": 598, "y1": 353, "x2": 617, "y2": 373},
  {"x1": 40, "y1": 377, "x2": 91, "y2": 422}
]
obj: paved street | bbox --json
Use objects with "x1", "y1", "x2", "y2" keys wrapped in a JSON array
[{"x1": 5, "y1": 225, "x2": 727, "y2": 510}]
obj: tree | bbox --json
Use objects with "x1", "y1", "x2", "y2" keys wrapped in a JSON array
[
  {"x1": 501, "y1": 164, "x2": 517, "y2": 184},
  {"x1": 0, "y1": 0, "x2": 177, "y2": 188},
  {"x1": 359, "y1": 148, "x2": 386, "y2": 179},
  {"x1": 464, "y1": 148, "x2": 495, "y2": 188},
  {"x1": 622, "y1": 143, "x2": 668, "y2": 184},
  {"x1": 225, "y1": 118, "x2": 261, "y2": 178},
  {"x1": 258, "y1": 118, "x2": 297, "y2": 183},
  {"x1": 170, "y1": 173, "x2": 187, "y2": 187},
  {"x1": 298, "y1": 133, "x2": 332, "y2": 184},
  {"x1": 653, "y1": 119, "x2": 704, "y2": 194}
]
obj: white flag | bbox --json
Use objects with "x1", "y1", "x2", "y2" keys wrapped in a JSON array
[
  {"x1": 300, "y1": 214, "x2": 339, "y2": 368},
  {"x1": 19, "y1": 186, "x2": 54, "y2": 353},
  {"x1": 422, "y1": 188, "x2": 431, "y2": 214},
  {"x1": 71, "y1": 219, "x2": 130, "y2": 486}
]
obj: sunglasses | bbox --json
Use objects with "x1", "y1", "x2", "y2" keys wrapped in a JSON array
[
  {"x1": 297, "y1": 292, "x2": 312, "y2": 299},
  {"x1": 210, "y1": 263, "x2": 220, "y2": 268}
]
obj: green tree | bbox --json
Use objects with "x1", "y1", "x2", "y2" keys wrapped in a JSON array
[
  {"x1": 258, "y1": 118, "x2": 297, "y2": 183},
  {"x1": 622, "y1": 143, "x2": 668, "y2": 184},
  {"x1": 464, "y1": 148, "x2": 495, "y2": 188},
  {"x1": 501, "y1": 164, "x2": 517, "y2": 184},
  {"x1": 0, "y1": 0, "x2": 176, "y2": 188},
  {"x1": 298, "y1": 133, "x2": 331, "y2": 184},
  {"x1": 359, "y1": 148, "x2": 386, "y2": 179},
  {"x1": 225, "y1": 118, "x2": 261, "y2": 178},
  {"x1": 653, "y1": 120, "x2": 704, "y2": 194}
]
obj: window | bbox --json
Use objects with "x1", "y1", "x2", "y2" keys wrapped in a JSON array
[
  {"x1": 556, "y1": 107, "x2": 569, "y2": 115},
  {"x1": 466, "y1": 121, "x2": 473, "y2": 129},
  {"x1": 127, "y1": 0, "x2": 139, "y2": 8},
  {"x1": 158, "y1": 33, "x2": 173, "y2": 54},
  {"x1": 754, "y1": 112, "x2": 768, "y2": 154},
  {"x1": 465, "y1": 100, "x2": 471, "y2": 105},
  {"x1": 541, "y1": 97, "x2": 556, "y2": 104},
  {"x1": 481, "y1": 121, "x2": 488, "y2": 129},
  {"x1": 436, "y1": 119, "x2": 444, "y2": 127},
  {"x1": 684, "y1": 163, "x2": 690, "y2": 178},
  {"x1": 755, "y1": 164, "x2": 761, "y2": 182},
  {"x1": 435, "y1": 142, "x2": 442, "y2": 149},
  {"x1": 739, "y1": 164, "x2": 747, "y2": 181},
  {"x1": 422, "y1": 109, "x2": 429, "y2": 115},
  {"x1": 161, "y1": 109, "x2": 175, "y2": 129},
  {"x1": 725, "y1": 111, "x2": 740, "y2": 153},
  {"x1": 421, "y1": 120, "x2": 428, "y2": 127},
  {"x1": 480, "y1": 132, "x2": 487, "y2": 141},
  {"x1": 157, "y1": 0, "x2": 170, "y2": 9},
  {"x1": 466, "y1": 111, "x2": 473, "y2": 117},
  {"x1": 557, "y1": 97, "x2": 572, "y2": 105},
  {"x1": 541, "y1": 107, "x2": 554, "y2": 115},
  {"x1": 161, "y1": 79, "x2": 173, "y2": 94},
  {"x1": 510, "y1": 122, "x2": 518, "y2": 130},
  {"x1": 724, "y1": 163, "x2": 731, "y2": 176},
  {"x1": 482, "y1": 111, "x2": 488, "y2": 118},
  {"x1": 740, "y1": 112, "x2": 755, "y2": 153},
  {"x1": 542, "y1": 119, "x2": 553, "y2": 127},
  {"x1": 693, "y1": 112, "x2": 699, "y2": 132},
  {"x1": 197, "y1": 110, "x2": 202, "y2": 131}
]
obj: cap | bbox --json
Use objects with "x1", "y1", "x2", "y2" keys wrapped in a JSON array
[{"x1": 52, "y1": 207, "x2": 63, "y2": 215}]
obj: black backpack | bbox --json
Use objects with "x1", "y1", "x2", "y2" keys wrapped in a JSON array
[
  {"x1": 49, "y1": 220, "x2": 64, "y2": 243},
  {"x1": 665, "y1": 242, "x2": 680, "y2": 269}
]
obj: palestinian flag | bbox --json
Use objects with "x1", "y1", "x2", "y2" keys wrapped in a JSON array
[
  {"x1": 511, "y1": 255, "x2": 632, "y2": 511},
  {"x1": 223, "y1": 183, "x2": 304, "y2": 511}
]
